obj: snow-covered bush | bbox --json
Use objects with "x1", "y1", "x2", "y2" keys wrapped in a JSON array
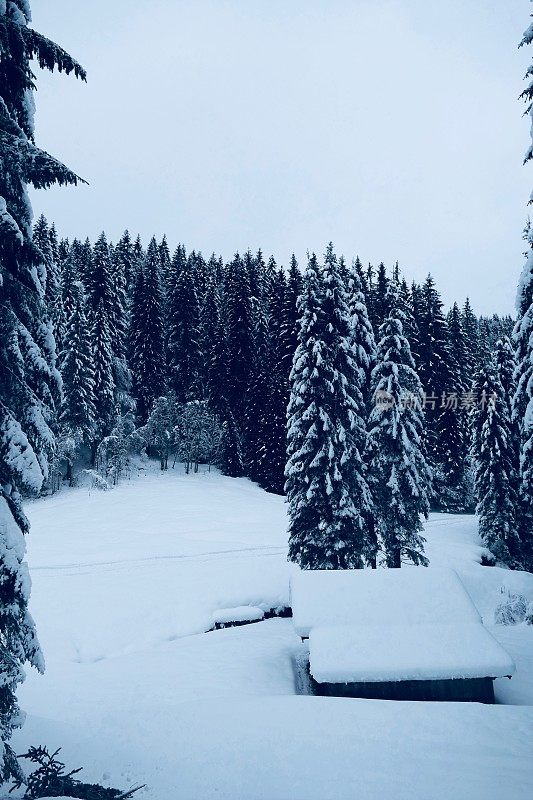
[
  {"x1": 139, "y1": 395, "x2": 222, "y2": 473},
  {"x1": 494, "y1": 589, "x2": 529, "y2": 625},
  {"x1": 95, "y1": 414, "x2": 136, "y2": 485},
  {"x1": 174, "y1": 401, "x2": 222, "y2": 474},
  {"x1": 81, "y1": 469, "x2": 111, "y2": 491},
  {"x1": 138, "y1": 394, "x2": 179, "y2": 469},
  {"x1": 44, "y1": 425, "x2": 87, "y2": 492}
]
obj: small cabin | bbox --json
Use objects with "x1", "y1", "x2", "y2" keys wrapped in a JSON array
[{"x1": 290, "y1": 568, "x2": 515, "y2": 703}]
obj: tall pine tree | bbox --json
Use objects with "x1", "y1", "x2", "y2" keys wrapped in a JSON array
[
  {"x1": 129, "y1": 238, "x2": 166, "y2": 421},
  {"x1": 166, "y1": 254, "x2": 202, "y2": 402},
  {"x1": 87, "y1": 234, "x2": 116, "y2": 454},
  {"x1": 0, "y1": 0, "x2": 85, "y2": 780},
  {"x1": 471, "y1": 367, "x2": 522, "y2": 567},
  {"x1": 512, "y1": 14, "x2": 533, "y2": 569},
  {"x1": 286, "y1": 246, "x2": 373, "y2": 569},
  {"x1": 367, "y1": 282, "x2": 431, "y2": 568}
]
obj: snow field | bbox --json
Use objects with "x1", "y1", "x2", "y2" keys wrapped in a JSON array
[{"x1": 11, "y1": 467, "x2": 533, "y2": 799}]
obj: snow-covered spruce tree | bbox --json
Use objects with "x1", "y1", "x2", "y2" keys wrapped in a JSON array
[
  {"x1": 371, "y1": 262, "x2": 389, "y2": 330},
  {"x1": 242, "y1": 252, "x2": 276, "y2": 483},
  {"x1": 109, "y1": 237, "x2": 131, "y2": 412},
  {"x1": 86, "y1": 234, "x2": 116, "y2": 459},
  {"x1": 345, "y1": 259, "x2": 379, "y2": 563},
  {"x1": 398, "y1": 278, "x2": 419, "y2": 366},
  {"x1": 165, "y1": 243, "x2": 186, "y2": 300},
  {"x1": 432, "y1": 302, "x2": 472, "y2": 513},
  {"x1": 416, "y1": 276, "x2": 462, "y2": 510},
  {"x1": 114, "y1": 230, "x2": 137, "y2": 303},
  {"x1": 255, "y1": 266, "x2": 292, "y2": 494},
  {"x1": 0, "y1": 0, "x2": 85, "y2": 781},
  {"x1": 512, "y1": 222, "x2": 533, "y2": 432},
  {"x1": 47, "y1": 223, "x2": 65, "y2": 345},
  {"x1": 158, "y1": 235, "x2": 172, "y2": 302},
  {"x1": 470, "y1": 366, "x2": 522, "y2": 567},
  {"x1": 58, "y1": 281, "x2": 96, "y2": 483},
  {"x1": 188, "y1": 250, "x2": 209, "y2": 307},
  {"x1": 201, "y1": 276, "x2": 230, "y2": 416},
  {"x1": 462, "y1": 298, "x2": 481, "y2": 379},
  {"x1": 367, "y1": 281, "x2": 431, "y2": 568},
  {"x1": 416, "y1": 276, "x2": 450, "y2": 400},
  {"x1": 59, "y1": 238, "x2": 81, "y2": 345},
  {"x1": 286, "y1": 245, "x2": 374, "y2": 569},
  {"x1": 166, "y1": 254, "x2": 202, "y2": 402},
  {"x1": 32, "y1": 215, "x2": 62, "y2": 346},
  {"x1": 224, "y1": 253, "x2": 256, "y2": 422},
  {"x1": 109, "y1": 239, "x2": 128, "y2": 362},
  {"x1": 219, "y1": 408, "x2": 244, "y2": 478},
  {"x1": 243, "y1": 261, "x2": 286, "y2": 491},
  {"x1": 281, "y1": 255, "x2": 303, "y2": 373},
  {"x1": 496, "y1": 336, "x2": 521, "y2": 474},
  {"x1": 29, "y1": 213, "x2": 61, "y2": 423},
  {"x1": 447, "y1": 303, "x2": 469, "y2": 392},
  {"x1": 346, "y1": 259, "x2": 377, "y2": 408},
  {"x1": 129, "y1": 237, "x2": 166, "y2": 421},
  {"x1": 511, "y1": 16, "x2": 533, "y2": 569},
  {"x1": 76, "y1": 237, "x2": 92, "y2": 287}
]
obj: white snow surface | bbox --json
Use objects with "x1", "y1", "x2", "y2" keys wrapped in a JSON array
[
  {"x1": 291, "y1": 565, "x2": 480, "y2": 637},
  {"x1": 309, "y1": 623, "x2": 515, "y2": 683},
  {"x1": 164, "y1": 696, "x2": 533, "y2": 800},
  {"x1": 10, "y1": 466, "x2": 533, "y2": 800},
  {"x1": 212, "y1": 605, "x2": 264, "y2": 624}
]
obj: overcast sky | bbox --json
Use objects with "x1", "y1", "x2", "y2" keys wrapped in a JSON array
[{"x1": 30, "y1": 0, "x2": 532, "y2": 314}]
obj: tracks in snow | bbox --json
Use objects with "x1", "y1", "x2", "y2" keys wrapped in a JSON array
[{"x1": 31, "y1": 544, "x2": 287, "y2": 575}]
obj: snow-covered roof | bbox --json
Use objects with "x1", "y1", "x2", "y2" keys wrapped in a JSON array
[
  {"x1": 309, "y1": 623, "x2": 516, "y2": 683},
  {"x1": 291, "y1": 567, "x2": 481, "y2": 638}
]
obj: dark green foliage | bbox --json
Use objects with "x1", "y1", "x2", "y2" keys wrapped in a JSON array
[
  {"x1": 15, "y1": 746, "x2": 142, "y2": 799},
  {"x1": 224, "y1": 253, "x2": 255, "y2": 420},
  {"x1": 87, "y1": 234, "x2": 116, "y2": 444},
  {"x1": 59, "y1": 281, "x2": 96, "y2": 441},
  {"x1": 219, "y1": 409, "x2": 244, "y2": 478},
  {"x1": 113, "y1": 230, "x2": 137, "y2": 308},
  {"x1": 166, "y1": 255, "x2": 202, "y2": 402},
  {"x1": 200, "y1": 278, "x2": 230, "y2": 416},
  {"x1": 371, "y1": 262, "x2": 389, "y2": 328},
  {"x1": 462, "y1": 298, "x2": 481, "y2": 381},
  {"x1": 129, "y1": 238, "x2": 166, "y2": 421}
]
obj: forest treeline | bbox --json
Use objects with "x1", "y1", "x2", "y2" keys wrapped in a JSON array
[{"x1": 32, "y1": 218, "x2": 512, "y2": 512}]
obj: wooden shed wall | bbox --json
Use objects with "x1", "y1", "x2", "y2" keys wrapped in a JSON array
[{"x1": 309, "y1": 673, "x2": 496, "y2": 703}]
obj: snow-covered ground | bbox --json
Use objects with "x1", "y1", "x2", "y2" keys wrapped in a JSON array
[{"x1": 12, "y1": 465, "x2": 533, "y2": 799}]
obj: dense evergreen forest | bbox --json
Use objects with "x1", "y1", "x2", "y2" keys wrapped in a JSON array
[{"x1": 31, "y1": 220, "x2": 520, "y2": 548}]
